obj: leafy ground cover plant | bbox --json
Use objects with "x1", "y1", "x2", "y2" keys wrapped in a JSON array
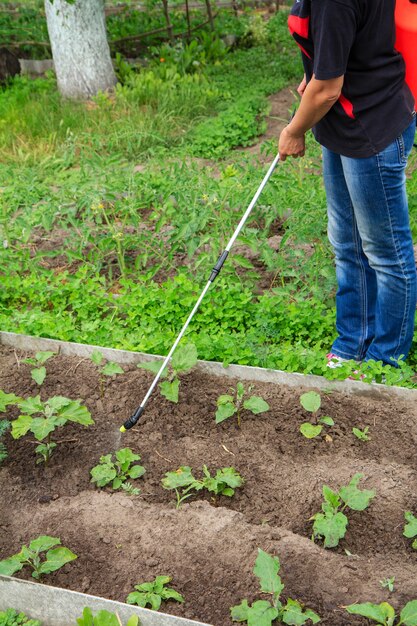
[
  {"x1": 162, "y1": 465, "x2": 243, "y2": 508},
  {"x1": 90, "y1": 448, "x2": 145, "y2": 495},
  {"x1": 126, "y1": 576, "x2": 184, "y2": 610},
  {"x1": 215, "y1": 381, "x2": 269, "y2": 427},
  {"x1": 346, "y1": 600, "x2": 417, "y2": 625},
  {"x1": 352, "y1": 426, "x2": 371, "y2": 441},
  {"x1": 403, "y1": 511, "x2": 417, "y2": 549},
  {"x1": 76, "y1": 608, "x2": 139, "y2": 626},
  {"x1": 231, "y1": 548, "x2": 320, "y2": 625},
  {"x1": 23, "y1": 351, "x2": 55, "y2": 386},
  {"x1": 137, "y1": 343, "x2": 198, "y2": 403},
  {"x1": 11, "y1": 395, "x2": 93, "y2": 464},
  {"x1": 311, "y1": 473, "x2": 376, "y2": 548},
  {"x1": 0, "y1": 609, "x2": 41, "y2": 626},
  {"x1": 90, "y1": 350, "x2": 124, "y2": 397},
  {"x1": 299, "y1": 391, "x2": 334, "y2": 439},
  {"x1": 0, "y1": 535, "x2": 77, "y2": 580}
]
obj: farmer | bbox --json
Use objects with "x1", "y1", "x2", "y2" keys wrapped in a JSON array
[{"x1": 279, "y1": 0, "x2": 416, "y2": 368}]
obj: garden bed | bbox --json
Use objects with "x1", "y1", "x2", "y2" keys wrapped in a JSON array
[{"x1": 1, "y1": 342, "x2": 417, "y2": 625}]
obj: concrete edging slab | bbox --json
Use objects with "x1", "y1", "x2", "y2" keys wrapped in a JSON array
[
  {"x1": 1, "y1": 331, "x2": 416, "y2": 404},
  {"x1": 0, "y1": 576, "x2": 212, "y2": 626}
]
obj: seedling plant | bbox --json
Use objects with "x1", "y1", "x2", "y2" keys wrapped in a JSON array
[
  {"x1": 138, "y1": 342, "x2": 198, "y2": 403},
  {"x1": 380, "y1": 577, "x2": 395, "y2": 593},
  {"x1": 0, "y1": 535, "x2": 77, "y2": 580},
  {"x1": 90, "y1": 351, "x2": 124, "y2": 398},
  {"x1": 299, "y1": 391, "x2": 334, "y2": 439},
  {"x1": 90, "y1": 448, "x2": 145, "y2": 495},
  {"x1": 403, "y1": 511, "x2": 417, "y2": 549},
  {"x1": 353, "y1": 426, "x2": 371, "y2": 441},
  {"x1": 0, "y1": 609, "x2": 41, "y2": 626},
  {"x1": 77, "y1": 608, "x2": 139, "y2": 626},
  {"x1": 231, "y1": 548, "x2": 320, "y2": 625},
  {"x1": 126, "y1": 576, "x2": 184, "y2": 610},
  {"x1": 215, "y1": 381, "x2": 269, "y2": 427},
  {"x1": 23, "y1": 351, "x2": 55, "y2": 386},
  {"x1": 346, "y1": 600, "x2": 417, "y2": 625},
  {"x1": 0, "y1": 419, "x2": 10, "y2": 465},
  {"x1": 10, "y1": 395, "x2": 93, "y2": 464},
  {"x1": 311, "y1": 473, "x2": 376, "y2": 548},
  {"x1": 162, "y1": 465, "x2": 243, "y2": 508}
]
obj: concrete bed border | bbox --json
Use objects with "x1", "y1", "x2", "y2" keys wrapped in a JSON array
[
  {"x1": 0, "y1": 576, "x2": 212, "y2": 626},
  {"x1": 1, "y1": 331, "x2": 416, "y2": 404}
]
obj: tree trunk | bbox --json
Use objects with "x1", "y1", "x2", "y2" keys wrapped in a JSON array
[
  {"x1": 204, "y1": 0, "x2": 215, "y2": 30},
  {"x1": 44, "y1": 0, "x2": 117, "y2": 100}
]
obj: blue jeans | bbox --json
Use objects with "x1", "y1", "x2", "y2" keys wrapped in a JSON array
[{"x1": 323, "y1": 115, "x2": 416, "y2": 366}]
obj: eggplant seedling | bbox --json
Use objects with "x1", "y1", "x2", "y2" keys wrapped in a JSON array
[
  {"x1": 90, "y1": 448, "x2": 145, "y2": 494},
  {"x1": 299, "y1": 391, "x2": 334, "y2": 439},
  {"x1": 346, "y1": 600, "x2": 417, "y2": 625},
  {"x1": 162, "y1": 465, "x2": 244, "y2": 508},
  {"x1": 90, "y1": 351, "x2": 124, "y2": 398},
  {"x1": 77, "y1": 608, "x2": 139, "y2": 626},
  {"x1": 403, "y1": 511, "x2": 417, "y2": 549},
  {"x1": 0, "y1": 535, "x2": 76, "y2": 580},
  {"x1": 380, "y1": 577, "x2": 395, "y2": 593},
  {"x1": 126, "y1": 576, "x2": 184, "y2": 610},
  {"x1": 311, "y1": 473, "x2": 376, "y2": 548},
  {"x1": 23, "y1": 351, "x2": 55, "y2": 386},
  {"x1": 137, "y1": 342, "x2": 198, "y2": 404},
  {"x1": 353, "y1": 426, "x2": 371, "y2": 441},
  {"x1": 11, "y1": 395, "x2": 93, "y2": 464},
  {"x1": 231, "y1": 549, "x2": 320, "y2": 625},
  {"x1": 215, "y1": 382, "x2": 269, "y2": 427}
]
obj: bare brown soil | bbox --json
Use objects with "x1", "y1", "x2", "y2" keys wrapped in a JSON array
[{"x1": 1, "y1": 345, "x2": 417, "y2": 625}]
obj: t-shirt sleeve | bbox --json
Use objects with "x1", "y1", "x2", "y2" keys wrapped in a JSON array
[{"x1": 311, "y1": 0, "x2": 359, "y2": 80}]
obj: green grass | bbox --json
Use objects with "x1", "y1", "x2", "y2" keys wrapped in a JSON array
[{"x1": 1, "y1": 10, "x2": 416, "y2": 386}]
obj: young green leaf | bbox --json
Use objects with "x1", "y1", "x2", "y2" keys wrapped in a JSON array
[
  {"x1": 0, "y1": 556, "x2": 24, "y2": 576},
  {"x1": 380, "y1": 577, "x2": 395, "y2": 593},
  {"x1": 162, "y1": 466, "x2": 195, "y2": 490},
  {"x1": 0, "y1": 391, "x2": 22, "y2": 412},
  {"x1": 171, "y1": 342, "x2": 198, "y2": 373},
  {"x1": 29, "y1": 535, "x2": 60, "y2": 553},
  {"x1": 137, "y1": 360, "x2": 168, "y2": 377},
  {"x1": 345, "y1": 602, "x2": 395, "y2": 625},
  {"x1": 231, "y1": 599, "x2": 250, "y2": 623},
  {"x1": 339, "y1": 473, "x2": 376, "y2": 511},
  {"x1": 35, "y1": 546, "x2": 77, "y2": 577},
  {"x1": 243, "y1": 396, "x2": 269, "y2": 414},
  {"x1": 312, "y1": 511, "x2": 348, "y2": 548},
  {"x1": 126, "y1": 576, "x2": 184, "y2": 611},
  {"x1": 245, "y1": 600, "x2": 279, "y2": 626},
  {"x1": 215, "y1": 401, "x2": 236, "y2": 424},
  {"x1": 160, "y1": 379, "x2": 180, "y2": 403},
  {"x1": 11, "y1": 414, "x2": 33, "y2": 439},
  {"x1": 400, "y1": 600, "x2": 417, "y2": 625},
  {"x1": 404, "y1": 511, "x2": 417, "y2": 543},
  {"x1": 253, "y1": 549, "x2": 284, "y2": 597},
  {"x1": 31, "y1": 367, "x2": 47, "y2": 386},
  {"x1": 300, "y1": 423, "x2": 322, "y2": 439},
  {"x1": 300, "y1": 391, "x2": 321, "y2": 413},
  {"x1": 91, "y1": 351, "x2": 104, "y2": 366},
  {"x1": 101, "y1": 362, "x2": 124, "y2": 377},
  {"x1": 282, "y1": 598, "x2": 321, "y2": 625},
  {"x1": 319, "y1": 416, "x2": 334, "y2": 426},
  {"x1": 352, "y1": 426, "x2": 370, "y2": 441},
  {"x1": 91, "y1": 449, "x2": 145, "y2": 491}
]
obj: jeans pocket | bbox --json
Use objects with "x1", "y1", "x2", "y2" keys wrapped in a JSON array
[{"x1": 396, "y1": 133, "x2": 406, "y2": 164}]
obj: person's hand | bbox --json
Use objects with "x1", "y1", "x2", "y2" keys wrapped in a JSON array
[
  {"x1": 278, "y1": 125, "x2": 305, "y2": 162},
  {"x1": 297, "y1": 74, "x2": 307, "y2": 97}
]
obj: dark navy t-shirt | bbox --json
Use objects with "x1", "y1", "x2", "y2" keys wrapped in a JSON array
[{"x1": 289, "y1": 0, "x2": 415, "y2": 157}]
